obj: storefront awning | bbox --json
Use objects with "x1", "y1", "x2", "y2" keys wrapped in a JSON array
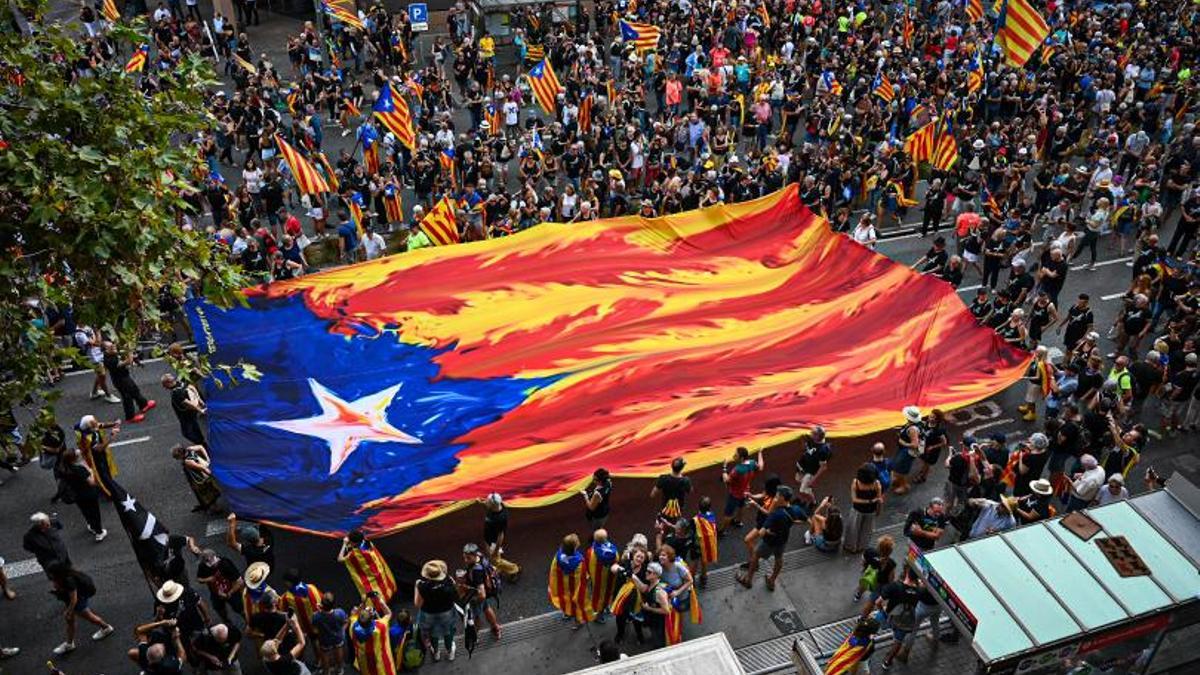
[{"x1": 911, "y1": 482, "x2": 1200, "y2": 667}]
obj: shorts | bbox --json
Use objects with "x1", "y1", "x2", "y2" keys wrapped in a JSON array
[
  {"x1": 419, "y1": 609, "x2": 458, "y2": 641},
  {"x1": 755, "y1": 540, "x2": 785, "y2": 560},
  {"x1": 723, "y1": 493, "x2": 748, "y2": 516},
  {"x1": 72, "y1": 595, "x2": 91, "y2": 614},
  {"x1": 891, "y1": 626, "x2": 912, "y2": 643},
  {"x1": 797, "y1": 473, "x2": 817, "y2": 497},
  {"x1": 469, "y1": 596, "x2": 499, "y2": 620},
  {"x1": 318, "y1": 640, "x2": 346, "y2": 653},
  {"x1": 813, "y1": 535, "x2": 838, "y2": 552}
]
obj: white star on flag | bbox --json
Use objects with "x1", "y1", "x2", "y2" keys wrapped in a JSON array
[
  {"x1": 121, "y1": 494, "x2": 137, "y2": 512},
  {"x1": 258, "y1": 378, "x2": 420, "y2": 475}
]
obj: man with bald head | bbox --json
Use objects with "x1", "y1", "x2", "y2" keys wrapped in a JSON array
[{"x1": 193, "y1": 622, "x2": 243, "y2": 674}]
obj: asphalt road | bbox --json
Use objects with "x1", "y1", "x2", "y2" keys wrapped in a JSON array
[{"x1": 6, "y1": 6, "x2": 1200, "y2": 675}]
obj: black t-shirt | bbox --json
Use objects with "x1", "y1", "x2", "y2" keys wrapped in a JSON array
[
  {"x1": 192, "y1": 625, "x2": 242, "y2": 665},
  {"x1": 103, "y1": 352, "x2": 131, "y2": 380},
  {"x1": 762, "y1": 507, "x2": 793, "y2": 547},
  {"x1": 251, "y1": 610, "x2": 288, "y2": 639},
  {"x1": 586, "y1": 480, "x2": 612, "y2": 519},
  {"x1": 904, "y1": 509, "x2": 947, "y2": 550},
  {"x1": 63, "y1": 462, "x2": 99, "y2": 500},
  {"x1": 1013, "y1": 451, "x2": 1050, "y2": 497},
  {"x1": 920, "y1": 247, "x2": 949, "y2": 273},
  {"x1": 654, "y1": 474, "x2": 692, "y2": 505},
  {"x1": 240, "y1": 539, "x2": 275, "y2": 569},
  {"x1": 946, "y1": 451, "x2": 973, "y2": 487},
  {"x1": 878, "y1": 581, "x2": 920, "y2": 615},
  {"x1": 417, "y1": 578, "x2": 458, "y2": 614},
  {"x1": 139, "y1": 643, "x2": 184, "y2": 674},
  {"x1": 197, "y1": 557, "x2": 240, "y2": 595},
  {"x1": 796, "y1": 441, "x2": 832, "y2": 476},
  {"x1": 483, "y1": 506, "x2": 509, "y2": 545}
]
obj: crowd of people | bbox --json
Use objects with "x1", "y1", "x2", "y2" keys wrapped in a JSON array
[{"x1": 4, "y1": 0, "x2": 1200, "y2": 671}]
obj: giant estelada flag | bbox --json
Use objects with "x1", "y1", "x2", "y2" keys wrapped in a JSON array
[{"x1": 188, "y1": 186, "x2": 1029, "y2": 536}]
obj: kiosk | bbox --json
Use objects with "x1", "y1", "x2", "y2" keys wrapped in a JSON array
[{"x1": 908, "y1": 476, "x2": 1200, "y2": 674}]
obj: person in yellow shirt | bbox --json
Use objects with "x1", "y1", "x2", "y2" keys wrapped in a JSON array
[{"x1": 479, "y1": 31, "x2": 495, "y2": 64}]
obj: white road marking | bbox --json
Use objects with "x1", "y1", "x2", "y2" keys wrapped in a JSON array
[
  {"x1": 111, "y1": 435, "x2": 152, "y2": 447},
  {"x1": 2, "y1": 558, "x2": 44, "y2": 580},
  {"x1": 964, "y1": 418, "x2": 1016, "y2": 438}
]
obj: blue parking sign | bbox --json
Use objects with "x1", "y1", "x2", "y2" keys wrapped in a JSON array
[{"x1": 409, "y1": 3, "x2": 429, "y2": 31}]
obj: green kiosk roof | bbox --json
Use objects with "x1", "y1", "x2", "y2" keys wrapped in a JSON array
[{"x1": 919, "y1": 488, "x2": 1200, "y2": 665}]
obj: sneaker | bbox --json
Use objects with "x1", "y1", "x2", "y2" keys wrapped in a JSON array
[
  {"x1": 92, "y1": 625, "x2": 114, "y2": 641},
  {"x1": 52, "y1": 641, "x2": 76, "y2": 655},
  {"x1": 804, "y1": 530, "x2": 813, "y2": 545},
  {"x1": 93, "y1": 528, "x2": 108, "y2": 542},
  {"x1": 852, "y1": 591, "x2": 863, "y2": 602},
  {"x1": 432, "y1": 647, "x2": 441, "y2": 662},
  {"x1": 127, "y1": 413, "x2": 146, "y2": 424},
  {"x1": 448, "y1": 641, "x2": 457, "y2": 661},
  {"x1": 140, "y1": 400, "x2": 157, "y2": 413},
  {"x1": 881, "y1": 660, "x2": 892, "y2": 671},
  {"x1": 1, "y1": 647, "x2": 18, "y2": 658},
  {"x1": 104, "y1": 394, "x2": 121, "y2": 404},
  {"x1": 89, "y1": 391, "x2": 102, "y2": 400}
]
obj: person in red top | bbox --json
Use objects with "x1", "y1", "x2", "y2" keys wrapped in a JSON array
[{"x1": 718, "y1": 446, "x2": 764, "y2": 536}]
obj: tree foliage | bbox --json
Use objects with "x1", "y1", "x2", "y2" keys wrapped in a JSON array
[{"x1": 0, "y1": 2, "x2": 245, "y2": 411}]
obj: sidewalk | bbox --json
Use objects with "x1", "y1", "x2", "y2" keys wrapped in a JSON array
[{"x1": 431, "y1": 521, "x2": 978, "y2": 675}]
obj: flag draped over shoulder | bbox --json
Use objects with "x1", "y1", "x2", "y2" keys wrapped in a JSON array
[
  {"x1": 583, "y1": 542, "x2": 619, "y2": 617},
  {"x1": 610, "y1": 579, "x2": 641, "y2": 616},
  {"x1": 373, "y1": 82, "x2": 415, "y2": 151},
  {"x1": 548, "y1": 549, "x2": 591, "y2": 622},
  {"x1": 349, "y1": 192, "x2": 367, "y2": 237},
  {"x1": 825, "y1": 634, "x2": 874, "y2": 674},
  {"x1": 124, "y1": 44, "x2": 149, "y2": 73},
  {"x1": 579, "y1": 94, "x2": 594, "y2": 133},
  {"x1": 619, "y1": 20, "x2": 662, "y2": 52},
  {"x1": 994, "y1": 0, "x2": 1050, "y2": 67},
  {"x1": 275, "y1": 134, "x2": 330, "y2": 195},
  {"x1": 383, "y1": 183, "x2": 403, "y2": 223},
  {"x1": 694, "y1": 515, "x2": 719, "y2": 564},
  {"x1": 418, "y1": 195, "x2": 460, "y2": 246},
  {"x1": 281, "y1": 582, "x2": 322, "y2": 636},
  {"x1": 526, "y1": 59, "x2": 563, "y2": 116}
]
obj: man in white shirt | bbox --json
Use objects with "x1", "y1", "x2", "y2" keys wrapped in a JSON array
[
  {"x1": 360, "y1": 227, "x2": 387, "y2": 260},
  {"x1": 1067, "y1": 454, "x2": 1106, "y2": 512}
]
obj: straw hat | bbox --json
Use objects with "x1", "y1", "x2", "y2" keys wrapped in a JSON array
[
  {"x1": 902, "y1": 406, "x2": 922, "y2": 423},
  {"x1": 1029, "y1": 479, "x2": 1053, "y2": 496},
  {"x1": 156, "y1": 580, "x2": 184, "y2": 604},
  {"x1": 244, "y1": 562, "x2": 271, "y2": 591},
  {"x1": 421, "y1": 560, "x2": 448, "y2": 581}
]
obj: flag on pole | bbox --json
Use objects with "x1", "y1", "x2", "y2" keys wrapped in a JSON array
[
  {"x1": 902, "y1": 13, "x2": 914, "y2": 48},
  {"x1": 316, "y1": 152, "x2": 340, "y2": 192},
  {"x1": 372, "y1": 82, "x2": 416, "y2": 151},
  {"x1": 822, "y1": 71, "x2": 843, "y2": 96},
  {"x1": 756, "y1": 2, "x2": 771, "y2": 28},
  {"x1": 275, "y1": 134, "x2": 330, "y2": 195},
  {"x1": 965, "y1": 0, "x2": 983, "y2": 22},
  {"x1": 904, "y1": 120, "x2": 938, "y2": 163},
  {"x1": 526, "y1": 59, "x2": 563, "y2": 116},
  {"x1": 418, "y1": 196, "x2": 460, "y2": 246},
  {"x1": 405, "y1": 76, "x2": 425, "y2": 100},
  {"x1": 993, "y1": 0, "x2": 1050, "y2": 68},
  {"x1": 124, "y1": 44, "x2": 150, "y2": 73},
  {"x1": 103, "y1": 476, "x2": 172, "y2": 587},
  {"x1": 323, "y1": 1, "x2": 365, "y2": 30},
  {"x1": 102, "y1": 0, "x2": 120, "y2": 22},
  {"x1": 619, "y1": 20, "x2": 662, "y2": 53},
  {"x1": 873, "y1": 72, "x2": 896, "y2": 102},
  {"x1": 931, "y1": 119, "x2": 959, "y2": 171}
]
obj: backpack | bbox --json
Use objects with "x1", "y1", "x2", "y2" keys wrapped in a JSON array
[
  {"x1": 479, "y1": 557, "x2": 502, "y2": 598},
  {"x1": 401, "y1": 627, "x2": 425, "y2": 671}
]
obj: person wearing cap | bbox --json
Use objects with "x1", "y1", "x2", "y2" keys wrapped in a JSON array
[
  {"x1": 736, "y1": 485, "x2": 795, "y2": 591},
  {"x1": 965, "y1": 495, "x2": 1018, "y2": 539},
  {"x1": 462, "y1": 542, "x2": 503, "y2": 638},
  {"x1": 226, "y1": 513, "x2": 274, "y2": 573},
  {"x1": 794, "y1": 426, "x2": 832, "y2": 504},
  {"x1": 1096, "y1": 473, "x2": 1130, "y2": 506},
  {"x1": 1067, "y1": 454, "x2": 1107, "y2": 512},
  {"x1": 1011, "y1": 432, "x2": 1052, "y2": 499},
  {"x1": 891, "y1": 406, "x2": 924, "y2": 495}
]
